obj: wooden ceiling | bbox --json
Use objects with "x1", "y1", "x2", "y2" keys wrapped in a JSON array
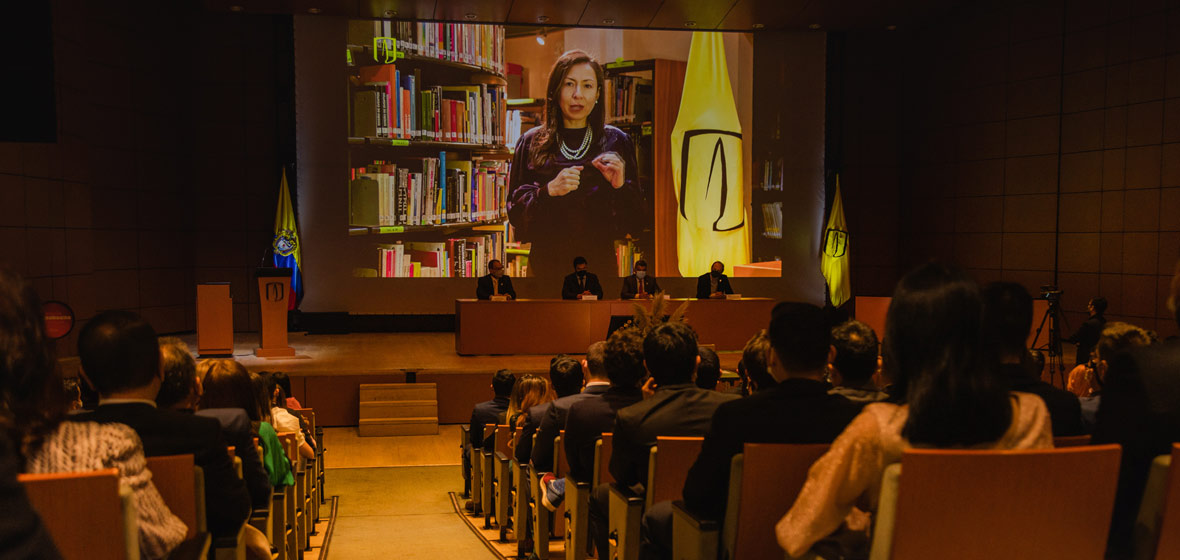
[{"x1": 203, "y1": 0, "x2": 961, "y2": 31}]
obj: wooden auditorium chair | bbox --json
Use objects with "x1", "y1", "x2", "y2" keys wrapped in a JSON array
[
  {"x1": 671, "y1": 443, "x2": 829, "y2": 560},
  {"x1": 274, "y1": 432, "x2": 302, "y2": 560},
  {"x1": 530, "y1": 430, "x2": 570, "y2": 560},
  {"x1": 292, "y1": 408, "x2": 321, "y2": 530},
  {"x1": 470, "y1": 434, "x2": 484, "y2": 517},
  {"x1": 494, "y1": 425, "x2": 514, "y2": 537},
  {"x1": 481, "y1": 426, "x2": 502, "y2": 528},
  {"x1": 564, "y1": 432, "x2": 614, "y2": 560},
  {"x1": 144, "y1": 454, "x2": 218, "y2": 559},
  {"x1": 867, "y1": 445, "x2": 1121, "y2": 560},
  {"x1": 608, "y1": 437, "x2": 705, "y2": 560},
  {"x1": 513, "y1": 431, "x2": 532, "y2": 555},
  {"x1": 19, "y1": 469, "x2": 139, "y2": 560},
  {"x1": 244, "y1": 441, "x2": 274, "y2": 546},
  {"x1": 1053, "y1": 434, "x2": 1092, "y2": 448},
  {"x1": 460, "y1": 424, "x2": 472, "y2": 499},
  {"x1": 1132, "y1": 443, "x2": 1180, "y2": 560}
]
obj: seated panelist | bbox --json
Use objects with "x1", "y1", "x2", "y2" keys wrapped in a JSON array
[
  {"x1": 476, "y1": 259, "x2": 516, "y2": 300},
  {"x1": 696, "y1": 260, "x2": 735, "y2": 299},
  {"x1": 561, "y1": 256, "x2": 604, "y2": 300},
  {"x1": 620, "y1": 259, "x2": 660, "y2": 299}
]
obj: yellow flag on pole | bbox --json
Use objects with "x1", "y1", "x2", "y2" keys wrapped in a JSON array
[
  {"x1": 821, "y1": 176, "x2": 850, "y2": 307},
  {"x1": 670, "y1": 32, "x2": 751, "y2": 277}
]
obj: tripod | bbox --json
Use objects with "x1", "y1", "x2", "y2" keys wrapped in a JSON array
[{"x1": 1030, "y1": 297, "x2": 1071, "y2": 389}]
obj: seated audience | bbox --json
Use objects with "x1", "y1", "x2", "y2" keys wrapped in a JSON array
[
  {"x1": 981, "y1": 282, "x2": 1085, "y2": 436},
  {"x1": 517, "y1": 355, "x2": 583, "y2": 466},
  {"x1": 590, "y1": 321, "x2": 739, "y2": 558},
  {"x1": 1076, "y1": 323, "x2": 1153, "y2": 430},
  {"x1": 465, "y1": 369, "x2": 514, "y2": 499},
  {"x1": 776, "y1": 262, "x2": 1053, "y2": 558},
  {"x1": 827, "y1": 320, "x2": 888, "y2": 404},
  {"x1": 642, "y1": 303, "x2": 863, "y2": 559},
  {"x1": 729, "y1": 330, "x2": 776, "y2": 396},
  {"x1": 1092, "y1": 262, "x2": 1178, "y2": 560},
  {"x1": 271, "y1": 371, "x2": 303, "y2": 409},
  {"x1": 155, "y1": 337, "x2": 202, "y2": 413},
  {"x1": 0, "y1": 269, "x2": 185, "y2": 559},
  {"x1": 264, "y1": 374, "x2": 314, "y2": 459},
  {"x1": 694, "y1": 347, "x2": 722, "y2": 390}
]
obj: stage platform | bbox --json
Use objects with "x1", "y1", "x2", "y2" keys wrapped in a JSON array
[{"x1": 173, "y1": 331, "x2": 742, "y2": 428}]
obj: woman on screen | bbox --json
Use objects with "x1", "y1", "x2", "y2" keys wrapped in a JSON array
[{"x1": 507, "y1": 50, "x2": 642, "y2": 277}]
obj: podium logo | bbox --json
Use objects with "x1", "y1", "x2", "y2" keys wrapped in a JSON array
[
  {"x1": 678, "y1": 129, "x2": 745, "y2": 232},
  {"x1": 265, "y1": 282, "x2": 286, "y2": 302}
]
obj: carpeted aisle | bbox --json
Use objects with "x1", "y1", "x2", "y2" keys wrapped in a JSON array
[{"x1": 325, "y1": 465, "x2": 497, "y2": 559}]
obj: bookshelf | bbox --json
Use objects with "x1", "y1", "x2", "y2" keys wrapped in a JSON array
[{"x1": 346, "y1": 20, "x2": 514, "y2": 279}]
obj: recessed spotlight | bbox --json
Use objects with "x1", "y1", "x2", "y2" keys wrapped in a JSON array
[
  {"x1": 384, "y1": 9, "x2": 396, "y2": 17},
  {"x1": 808, "y1": 23, "x2": 821, "y2": 29},
  {"x1": 684, "y1": 20, "x2": 697, "y2": 27},
  {"x1": 536, "y1": 29, "x2": 547, "y2": 45},
  {"x1": 602, "y1": 18, "x2": 615, "y2": 25},
  {"x1": 886, "y1": 24, "x2": 897, "y2": 31},
  {"x1": 229, "y1": 5, "x2": 243, "y2": 12},
  {"x1": 752, "y1": 23, "x2": 764, "y2": 29},
  {"x1": 464, "y1": 13, "x2": 478, "y2": 20},
  {"x1": 537, "y1": 15, "x2": 550, "y2": 23},
  {"x1": 308, "y1": 7, "x2": 322, "y2": 14}
]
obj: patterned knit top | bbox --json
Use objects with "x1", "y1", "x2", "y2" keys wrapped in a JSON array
[{"x1": 25, "y1": 421, "x2": 188, "y2": 559}]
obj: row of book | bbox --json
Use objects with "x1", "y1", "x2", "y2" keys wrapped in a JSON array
[
  {"x1": 759, "y1": 157, "x2": 785, "y2": 191},
  {"x1": 505, "y1": 252, "x2": 529, "y2": 278},
  {"x1": 377, "y1": 234, "x2": 505, "y2": 278},
  {"x1": 603, "y1": 75, "x2": 654, "y2": 125},
  {"x1": 614, "y1": 239, "x2": 643, "y2": 277},
  {"x1": 761, "y1": 202, "x2": 783, "y2": 239},
  {"x1": 353, "y1": 64, "x2": 508, "y2": 145},
  {"x1": 348, "y1": 156, "x2": 509, "y2": 227},
  {"x1": 350, "y1": 20, "x2": 505, "y2": 75}
]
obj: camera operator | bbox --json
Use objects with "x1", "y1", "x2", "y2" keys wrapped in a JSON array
[{"x1": 1065, "y1": 296, "x2": 1107, "y2": 366}]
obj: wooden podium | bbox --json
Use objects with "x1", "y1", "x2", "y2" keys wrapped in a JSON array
[
  {"x1": 196, "y1": 282, "x2": 233, "y2": 356},
  {"x1": 255, "y1": 268, "x2": 295, "y2": 358}
]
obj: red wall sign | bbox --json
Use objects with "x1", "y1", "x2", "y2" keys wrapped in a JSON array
[{"x1": 43, "y1": 301, "x2": 75, "y2": 340}]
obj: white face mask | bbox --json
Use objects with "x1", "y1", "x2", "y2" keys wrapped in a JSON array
[{"x1": 635, "y1": 271, "x2": 646, "y2": 279}]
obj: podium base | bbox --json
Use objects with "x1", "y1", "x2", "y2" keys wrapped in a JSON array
[
  {"x1": 198, "y1": 348, "x2": 234, "y2": 358},
  {"x1": 254, "y1": 346, "x2": 296, "y2": 358}
]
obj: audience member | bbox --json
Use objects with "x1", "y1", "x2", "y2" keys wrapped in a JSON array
[
  {"x1": 827, "y1": 320, "x2": 887, "y2": 404},
  {"x1": 981, "y1": 282, "x2": 1085, "y2": 436},
  {"x1": 694, "y1": 347, "x2": 722, "y2": 390},
  {"x1": 776, "y1": 262, "x2": 1053, "y2": 558},
  {"x1": 740, "y1": 330, "x2": 776, "y2": 394},
  {"x1": 517, "y1": 355, "x2": 583, "y2": 465},
  {"x1": 155, "y1": 336, "x2": 201, "y2": 412},
  {"x1": 1065, "y1": 296, "x2": 1107, "y2": 365},
  {"x1": 1092, "y1": 262, "x2": 1179, "y2": 560},
  {"x1": 590, "y1": 321, "x2": 738, "y2": 558},
  {"x1": 465, "y1": 369, "x2": 514, "y2": 501},
  {"x1": 727, "y1": 359, "x2": 749, "y2": 396},
  {"x1": 62, "y1": 377, "x2": 83, "y2": 412},
  {"x1": 71, "y1": 310, "x2": 251, "y2": 542},
  {"x1": 0, "y1": 269, "x2": 185, "y2": 559},
  {"x1": 1076, "y1": 323, "x2": 1154, "y2": 430},
  {"x1": 264, "y1": 374, "x2": 315, "y2": 459},
  {"x1": 641, "y1": 303, "x2": 862, "y2": 559},
  {"x1": 271, "y1": 371, "x2": 303, "y2": 409}
]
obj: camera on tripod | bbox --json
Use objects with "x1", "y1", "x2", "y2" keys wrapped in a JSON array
[{"x1": 1038, "y1": 285, "x2": 1063, "y2": 303}]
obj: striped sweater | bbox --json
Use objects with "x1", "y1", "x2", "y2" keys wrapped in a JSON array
[{"x1": 25, "y1": 421, "x2": 188, "y2": 559}]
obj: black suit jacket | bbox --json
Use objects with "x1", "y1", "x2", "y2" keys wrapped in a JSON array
[
  {"x1": 196, "y1": 408, "x2": 272, "y2": 510},
  {"x1": 476, "y1": 274, "x2": 517, "y2": 300},
  {"x1": 609, "y1": 383, "x2": 739, "y2": 493},
  {"x1": 1001, "y1": 364, "x2": 1085, "y2": 437},
  {"x1": 0, "y1": 436, "x2": 62, "y2": 558},
  {"x1": 1092, "y1": 339, "x2": 1180, "y2": 557},
  {"x1": 562, "y1": 272, "x2": 604, "y2": 300},
  {"x1": 695, "y1": 273, "x2": 734, "y2": 299},
  {"x1": 564, "y1": 386, "x2": 644, "y2": 482},
  {"x1": 620, "y1": 275, "x2": 661, "y2": 299},
  {"x1": 1066, "y1": 314, "x2": 1105, "y2": 365},
  {"x1": 682, "y1": 378, "x2": 861, "y2": 520},
  {"x1": 469, "y1": 396, "x2": 510, "y2": 450},
  {"x1": 527, "y1": 384, "x2": 611, "y2": 472},
  {"x1": 71, "y1": 403, "x2": 250, "y2": 538}
]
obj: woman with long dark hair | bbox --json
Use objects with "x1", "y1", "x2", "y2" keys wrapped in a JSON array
[
  {"x1": 507, "y1": 49, "x2": 642, "y2": 277},
  {"x1": 774, "y1": 262, "x2": 1053, "y2": 558}
]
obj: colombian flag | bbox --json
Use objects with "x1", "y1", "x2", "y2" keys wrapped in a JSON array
[
  {"x1": 272, "y1": 168, "x2": 303, "y2": 310},
  {"x1": 822, "y1": 176, "x2": 850, "y2": 307}
]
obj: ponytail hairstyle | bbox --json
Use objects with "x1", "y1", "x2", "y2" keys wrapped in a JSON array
[{"x1": 529, "y1": 50, "x2": 606, "y2": 169}]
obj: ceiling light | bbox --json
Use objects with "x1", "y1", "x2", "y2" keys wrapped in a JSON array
[
  {"x1": 308, "y1": 7, "x2": 322, "y2": 14},
  {"x1": 384, "y1": 10, "x2": 396, "y2": 17},
  {"x1": 537, "y1": 15, "x2": 550, "y2": 23},
  {"x1": 229, "y1": 5, "x2": 243, "y2": 12},
  {"x1": 464, "y1": 13, "x2": 478, "y2": 20},
  {"x1": 886, "y1": 24, "x2": 897, "y2": 30},
  {"x1": 536, "y1": 29, "x2": 547, "y2": 45},
  {"x1": 602, "y1": 18, "x2": 615, "y2": 25},
  {"x1": 752, "y1": 23, "x2": 764, "y2": 29},
  {"x1": 684, "y1": 21, "x2": 697, "y2": 27},
  {"x1": 808, "y1": 23, "x2": 821, "y2": 29}
]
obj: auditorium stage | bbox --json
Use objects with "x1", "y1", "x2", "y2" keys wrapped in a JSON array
[{"x1": 175, "y1": 331, "x2": 742, "y2": 428}]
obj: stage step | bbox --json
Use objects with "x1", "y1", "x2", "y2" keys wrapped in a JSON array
[
  {"x1": 358, "y1": 417, "x2": 439, "y2": 436},
  {"x1": 359, "y1": 383, "x2": 437, "y2": 402},
  {"x1": 360, "y1": 400, "x2": 438, "y2": 418}
]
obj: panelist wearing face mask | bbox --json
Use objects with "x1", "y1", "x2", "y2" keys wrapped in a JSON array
[
  {"x1": 620, "y1": 260, "x2": 661, "y2": 300},
  {"x1": 696, "y1": 261, "x2": 735, "y2": 299},
  {"x1": 561, "y1": 256, "x2": 604, "y2": 300},
  {"x1": 476, "y1": 259, "x2": 517, "y2": 300}
]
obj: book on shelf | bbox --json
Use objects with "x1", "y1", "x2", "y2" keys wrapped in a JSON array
[
  {"x1": 759, "y1": 157, "x2": 784, "y2": 191},
  {"x1": 353, "y1": 64, "x2": 508, "y2": 145},
  {"x1": 604, "y1": 75, "x2": 653, "y2": 124},
  {"x1": 614, "y1": 239, "x2": 643, "y2": 277},
  {"x1": 761, "y1": 202, "x2": 783, "y2": 239},
  {"x1": 348, "y1": 156, "x2": 509, "y2": 227},
  {"x1": 351, "y1": 20, "x2": 505, "y2": 75},
  {"x1": 377, "y1": 233, "x2": 506, "y2": 278}
]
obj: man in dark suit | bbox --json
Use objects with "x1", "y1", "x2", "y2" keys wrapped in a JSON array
[
  {"x1": 589, "y1": 321, "x2": 738, "y2": 557},
  {"x1": 981, "y1": 282, "x2": 1085, "y2": 437},
  {"x1": 466, "y1": 369, "x2": 515, "y2": 500},
  {"x1": 564, "y1": 333, "x2": 646, "y2": 484},
  {"x1": 476, "y1": 259, "x2": 517, "y2": 300},
  {"x1": 620, "y1": 260, "x2": 660, "y2": 299},
  {"x1": 515, "y1": 355, "x2": 583, "y2": 465},
  {"x1": 641, "y1": 303, "x2": 862, "y2": 559},
  {"x1": 71, "y1": 310, "x2": 250, "y2": 541},
  {"x1": 1066, "y1": 296, "x2": 1107, "y2": 365},
  {"x1": 1092, "y1": 262, "x2": 1180, "y2": 559},
  {"x1": 562, "y1": 256, "x2": 604, "y2": 300},
  {"x1": 695, "y1": 261, "x2": 734, "y2": 299}
]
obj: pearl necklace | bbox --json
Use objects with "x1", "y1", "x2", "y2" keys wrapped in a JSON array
[{"x1": 560, "y1": 127, "x2": 592, "y2": 161}]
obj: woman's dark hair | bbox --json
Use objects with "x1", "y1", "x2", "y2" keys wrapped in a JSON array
[
  {"x1": 198, "y1": 359, "x2": 263, "y2": 422},
  {"x1": 528, "y1": 50, "x2": 606, "y2": 169},
  {"x1": 885, "y1": 262, "x2": 1011, "y2": 447},
  {"x1": 264, "y1": 372, "x2": 286, "y2": 406},
  {"x1": 0, "y1": 268, "x2": 66, "y2": 464},
  {"x1": 271, "y1": 371, "x2": 294, "y2": 403}
]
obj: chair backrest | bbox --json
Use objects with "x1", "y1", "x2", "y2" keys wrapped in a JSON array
[
  {"x1": 276, "y1": 432, "x2": 300, "y2": 467},
  {"x1": 595, "y1": 433, "x2": 614, "y2": 485},
  {"x1": 145, "y1": 454, "x2": 200, "y2": 538},
  {"x1": 19, "y1": 468, "x2": 137, "y2": 560},
  {"x1": 494, "y1": 425, "x2": 512, "y2": 456},
  {"x1": 1149, "y1": 444, "x2": 1180, "y2": 560},
  {"x1": 646, "y1": 436, "x2": 705, "y2": 509},
  {"x1": 1053, "y1": 435, "x2": 1091, "y2": 448},
  {"x1": 725, "y1": 443, "x2": 830, "y2": 560},
  {"x1": 879, "y1": 445, "x2": 1121, "y2": 560}
]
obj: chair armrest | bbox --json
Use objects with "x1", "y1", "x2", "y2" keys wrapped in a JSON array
[
  {"x1": 672, "y1": 500, "x2": 719, "y2": 560},
  {"x1": 1133, "y1": 453, "x2": 1173, "y2": 560},
  {"x1": 495, "y1": 451, "x2": 510, "y2": 463},
  {"x1": 607, "y1": 483, "x2": 644, "y2": 560},
  {"x1": 166, "y1": 532, "x2": 211, "y2": 560},
  {"x1": 868, "y1": 463, "x2": 902, "y2": 560}
]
